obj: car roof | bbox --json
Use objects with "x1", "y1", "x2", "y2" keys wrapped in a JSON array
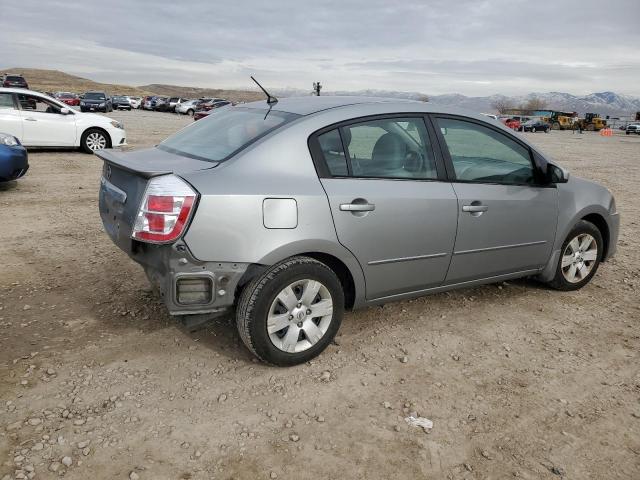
[
  {"x1": 240, "y1": 95, "x2": 500, "y2": 120},
  {"x1": 241, "y1": 96, "x2": 419, "y2": 115},
  {"x1": 0, "y1": 87, "x2": 44, "y2": 95}
]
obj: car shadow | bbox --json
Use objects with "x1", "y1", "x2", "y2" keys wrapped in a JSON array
[{"x1": 0, "y1": 180, "x2": 18, "y2": 191}]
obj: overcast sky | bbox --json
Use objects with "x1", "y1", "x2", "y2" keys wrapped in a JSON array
[{"x1": 3, "y1": 0, "x2": 639, "y2": 96}]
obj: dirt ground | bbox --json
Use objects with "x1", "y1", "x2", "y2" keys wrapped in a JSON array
[{"x1": 1, "y1": 110, "x2": 639, "y2": 480}]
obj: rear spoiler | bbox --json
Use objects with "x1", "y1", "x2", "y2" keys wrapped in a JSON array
[{"x1": 95, "y1": 149, "x2": 170, "y2": 179}]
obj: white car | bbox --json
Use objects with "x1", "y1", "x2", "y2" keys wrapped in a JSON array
[
  {"x1": 0, "y1": 88, "x2": 126, "y2": 153},
  {"x1": 128, "y1": 96, "x2": 142, "y2": 109}
]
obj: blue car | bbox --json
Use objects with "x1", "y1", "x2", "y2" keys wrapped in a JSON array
[{"x1": 0, "y1": 133, "x2": 28, "y2": 182}]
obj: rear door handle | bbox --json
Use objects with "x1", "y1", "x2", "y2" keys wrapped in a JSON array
[
  {"x1": 340, "y1": 202, "x2": 375, "y2": 212},
  {"x1": 25, "y1": 118, "x2": 37, "y2": 122},
  {"x1": 462, "y1": 205, "x2": 488, "y2": 213}
]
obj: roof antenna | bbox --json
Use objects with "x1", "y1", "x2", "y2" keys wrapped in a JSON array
[{"x1": 251, "y1": 76, "x2": 278, "y2": 105}]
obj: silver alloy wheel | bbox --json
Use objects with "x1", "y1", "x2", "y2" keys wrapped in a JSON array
[
  {"x1": 86, "y1": 132, "x2": 107, "y2": 151},
  {"x1": 561, "y1": 233, "x2": 598, "y2": 283},
  {"x1": 267, "y1": 279, "x2": 333, "y2": 353}
]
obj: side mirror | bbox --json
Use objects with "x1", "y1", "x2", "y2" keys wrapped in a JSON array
[
  {"x1": 548, "y1": 163, "x2": 569, "y2": 183},
  {"x1": 60, "y1": 107, "x2": 71, "y2": 115}
]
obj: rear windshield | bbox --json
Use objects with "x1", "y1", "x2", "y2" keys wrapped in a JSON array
[
  {"x1": 6, "y1": 76, "x2": 24, "y2": 81},
  {"x1": 158, "y1": 107, "x2": 299, "y2": 163},
  {"x1": 85, "y1": 92, "x2": 106, "y2": 100}
]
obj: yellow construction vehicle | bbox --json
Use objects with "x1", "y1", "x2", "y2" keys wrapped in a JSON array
[
  {"x1": 579, "y1": 113, "x2": 607, "y2": 131},
  {"x1": 549, "y1": 111, "x2": 576, "y2": 130}
]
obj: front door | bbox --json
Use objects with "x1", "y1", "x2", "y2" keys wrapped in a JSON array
[
  {"x1": 0, "y1": 92, "x2": 23, "y2": 140},
  {"x1": 312, "y1": 116, "x2": 458, "y2": 300},
  {"x1": 433, "y1": 116, "x2": 559, "y2": 284},
  {"x1": 17, "y1": 93, "x2": 77, "y2": 146}
]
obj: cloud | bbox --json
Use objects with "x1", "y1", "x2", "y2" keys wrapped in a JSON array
[{"x1": 2, "y1": 0, "x2": 639, "y2": 95}]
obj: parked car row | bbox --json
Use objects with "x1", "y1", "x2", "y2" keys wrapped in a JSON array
[
  {"x1": 498, "y1": 115, "x2": 551, "y2": 133},
  {"x1": 142, "y1": 96, "x2": 232, "y2": 117}
]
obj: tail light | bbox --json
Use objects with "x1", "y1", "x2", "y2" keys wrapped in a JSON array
[{"x1": 132, "y1": 175, "x2": 197, "y2": 243}]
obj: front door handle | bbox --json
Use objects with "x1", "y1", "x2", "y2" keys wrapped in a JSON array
[
  {"x1": 24, "y1": 118, "x2": 37, "y2": 122},
  {"x1": 340, "y1": 202, "x2": 375, "y2": 212},
  {"x1": 462, "y1": 205, "x2": 488, "y2": 213}
]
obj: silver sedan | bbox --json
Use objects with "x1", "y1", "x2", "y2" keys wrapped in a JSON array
[{"x1": 98, "y1": 96, "x2": 619, "y2": 365}]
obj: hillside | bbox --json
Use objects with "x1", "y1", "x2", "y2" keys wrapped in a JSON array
[{"x1": 2, "y1": 68, "x2": 152, "y2": 96}]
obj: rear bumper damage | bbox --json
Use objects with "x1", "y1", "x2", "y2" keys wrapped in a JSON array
[{"x1": 128, "y1": 240, "x2": 248, "y2": 316}]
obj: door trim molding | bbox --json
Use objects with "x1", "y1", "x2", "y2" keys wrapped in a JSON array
[
  {"x1": 368, "y1": 268, "x2": 541, "y2": 303},
  {"x1": 368, "y1": 252, "x2": 448, "y2": 266},
  {"x1": 454, "y1": 240, "x2": 547, "y2": 256}
]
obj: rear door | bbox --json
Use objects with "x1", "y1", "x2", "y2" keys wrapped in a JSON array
[
  {"x1": 0, "y1": 92, "x2": 22, "y2": 140},
  {"x1": 17, "y1": 93, "x2": 77, "y2": 146},
  {"x1": 432, "y1": 116, "x2": 558, "y2": 284},
  {"x1": 311, "y1": 115, "x2": 458, "y2": 300}
]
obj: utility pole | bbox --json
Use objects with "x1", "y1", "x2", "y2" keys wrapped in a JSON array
[{"x1": 313, "y1": 82, "x2": 322, "y2": 96}]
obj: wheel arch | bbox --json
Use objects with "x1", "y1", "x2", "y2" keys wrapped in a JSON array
[
  {"x1": 582, "y1": 212, "x2": 610, "y2": 261},
  {"x1": 80, "y1": 126, "x2": 112, "y2": 148},
  {"x1": 236, "y1": 242, "x2": 366, "y2": 311}
]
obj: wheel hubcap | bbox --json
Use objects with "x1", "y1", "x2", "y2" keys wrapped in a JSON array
[
  {"x1": 267, "y1": 279, "x2": 333, "y2": 353},
  {"x1": 86, "y1": 132, "x2": 107, "y2": 150},
  {"x1": 561, "y1": 233, "x2": 598, "y2": 283}
]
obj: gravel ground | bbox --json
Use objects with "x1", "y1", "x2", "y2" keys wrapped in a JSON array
[{"x1": 1, "y1": 109, "x2": 639, "y2": 480}]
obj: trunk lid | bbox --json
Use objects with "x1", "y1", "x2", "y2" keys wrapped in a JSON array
[{"x1": 97, "y1": 147, "x2": 216, "y2": 253}]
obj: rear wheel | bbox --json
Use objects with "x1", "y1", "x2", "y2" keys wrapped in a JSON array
[
  {"x1": 552, "y1": 122, "x2": 560, "y2": 130},
  {"x1": 236, "y1": 256, "x2": 344, "y2": 366},
  {"x1": 187, "y1": 109, "x2": 194, "y2": 116},
  {"x1": 80, "y1": 128, "x2": 111, "y2": 154},
  {"x1": 546, "y1": 220, "x2": 603, "y2": 291}
]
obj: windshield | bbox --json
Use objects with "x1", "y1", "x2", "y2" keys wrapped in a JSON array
[
  {"x1": 59, "y1": 93, "x2": 74, "y2": 98},
  {"x1": 85, "y1": 92, "x2": 106, "y2": 100},
  {"x1": 158, "y1": 107, "x2": 299, "y2": 163}
]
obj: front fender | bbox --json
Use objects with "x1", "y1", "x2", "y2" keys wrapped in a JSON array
[{"x1": 538, "y1": 177, "x2": 618, "y2": 281}]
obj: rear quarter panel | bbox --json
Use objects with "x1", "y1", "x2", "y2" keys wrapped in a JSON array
[{"x1": 180, "y1": 117, "x2": 367, "y2": 303}]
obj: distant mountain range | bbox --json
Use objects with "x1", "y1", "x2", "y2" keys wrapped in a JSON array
[
  {"x1": 7, "y1": 68, "x2": 639, "y2": 117},
  {"x1": 274, "y1": 88, "x2": 640, "y2": 117}
]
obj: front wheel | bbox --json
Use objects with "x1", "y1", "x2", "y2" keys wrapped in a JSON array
[
  {"x1": 546, "y1": 220, "x2": 603, "y2": 291},
  {"x1": 187, "y1": 109, "x2": 194, "y2": 116},
  {"x1": 80, "y1": 128, "x2": 111, "y2": 154},
  {"x1": 236, "y1": 256, "x2": 344, "y2": 366}
]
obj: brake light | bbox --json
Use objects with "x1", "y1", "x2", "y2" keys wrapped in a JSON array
[{"x1": 132, "y1": 175, "x2": 197, "y2": 243}]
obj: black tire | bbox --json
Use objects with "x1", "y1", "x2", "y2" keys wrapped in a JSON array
[
  {"x1": 236, "y1": 256, "x2": 344, "y2": 366},
  {"x1": 80, "y1": 128, "x2": 111, "y2": 154},
  {"x1": 546, "y1": 220, "x2": 603, "y2": 291},
  {"x1": 187, "y1": 109, "x2": 194, "y2": 116}
]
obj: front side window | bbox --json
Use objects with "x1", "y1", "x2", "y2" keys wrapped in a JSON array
[
  {"x1": 0, "y1": 93, "x2": 15, "y2": 109},
  {"x1": 16, "y1": 93, "x2": 65, "y2": 114},
  {"x1": 158, "y1": 107, "x2": 299, "y2": 163},
  {"x1": 338, "y1": 117, "x2": 437, "y2": 179},
  {"x1": 436, "y1": 117, "x2": 535, "y2": 185}
]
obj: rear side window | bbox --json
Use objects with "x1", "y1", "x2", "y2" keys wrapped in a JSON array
[
  {"x1": 0, "y1": 93, "x2": 14, "y2": 109},
  {"x1": 315, "y1": 117, "x2": 438, "y2": 180},
  {"x1": 436, "y1": 117, "x2": 535, "y2": 185},
  {"x1": 317, "y1": 129, "x2": 348, "y2": 176},
  {"x1": 158, "y1": 107, "x2": 300, "y2": 163}
]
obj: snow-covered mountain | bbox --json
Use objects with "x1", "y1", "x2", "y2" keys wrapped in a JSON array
[{"x1": 274, "y1": 88, "x2": 640, "y2": 116}]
